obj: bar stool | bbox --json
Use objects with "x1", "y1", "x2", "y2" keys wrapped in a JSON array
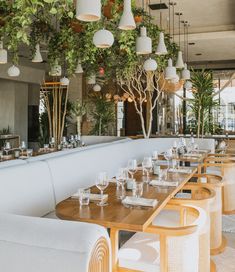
[
  {"x1": 192, "y1": 173, "x2": 226, "y2": 256},
  {"x1": 204, "y1": 156, "x2": 235, "y2": 214},
  {"x1": 169, "y1": 184, "x2": 215, "y2": 272},
  {"x1": 118, "y1": 204, "x2": 206, "y2": 272}
]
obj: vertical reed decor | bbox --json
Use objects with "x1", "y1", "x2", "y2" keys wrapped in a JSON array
[{"x1": 40, "y1": 82, "x2": 69, "y2": 147}]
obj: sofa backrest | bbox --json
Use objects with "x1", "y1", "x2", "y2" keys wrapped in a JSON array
[{"x1": 0, "y1": 161, "x2": 55, "y2": 217}]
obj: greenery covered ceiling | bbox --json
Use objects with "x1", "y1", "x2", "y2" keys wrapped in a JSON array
[{"x1": 0, "y1": 0, "x2": 178, "y2": 79}]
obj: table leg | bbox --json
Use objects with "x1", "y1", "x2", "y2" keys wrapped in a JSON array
[{"x1": 110, "y1": 228, "x2": 119, "y2": 272}]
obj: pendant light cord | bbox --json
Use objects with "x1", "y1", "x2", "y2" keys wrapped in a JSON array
[
  {"x1": 168, "y1": 1, "x2": 171, "y2": 37},
  {"x1": 160, "y1": 0, "x2": 162, "y2": 29}
]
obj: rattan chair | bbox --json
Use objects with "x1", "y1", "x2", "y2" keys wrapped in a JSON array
[
  {"x1": 118, "y1": 204, "x2": 206, "y2": 272},
  {"x1": 169, "y1": 183, "x2": 215, "y2": 272},
  {"x1": 204, "y1": 156, "x2": 235, "y2": 214}
]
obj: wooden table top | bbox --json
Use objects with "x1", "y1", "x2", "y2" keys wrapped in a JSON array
[{"x1": 56, "y1": 167, "x2": 197, "y2": 232}]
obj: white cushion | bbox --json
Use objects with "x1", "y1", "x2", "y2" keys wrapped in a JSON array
[
  {"x1": 0, "y1": 213, "x2": 110, "y2": 272},
  {"x1": 0, "y1": 161, "x2": 55, "y2": 217},
  {"x1": 0, "y1": 159, "x2": 27, "y2": 169}
]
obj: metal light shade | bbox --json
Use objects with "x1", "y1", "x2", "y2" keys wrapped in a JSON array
[
  {"x1": 184, "y1": 80, "x2": 192, "y2": 90},
  {"x1": 87, "y1": 75, "x2": 96, "y2": 84},
  {"x1": 165, "y1": 58, "x2": 177, "y2": 80},
  {"x1": 75, "y1": 60, "x2": 83, "y2": 74},
  {"x1": 60, "y1": 76, "x2": 70, "y2": 86},
  {"x1": 32, "y1": 44, "x2": 43, "y2": 63},
  {"x1": 93, "y1": 84, "x2": 101, "y2": 92},
  {"x1": 93, "y1": 29, "x2": 114, "y2": 48},
  {"x1": 118, "y1": 0, "x2": 136, "y2": 30},
  {"x1": 181, "y1": 63, "x2": 191, "y2": 80},
  {"x1": 49, "y1": 62, "x2": 62, "y2": 76},
  {"x1": 143, "y1": 58, "x2": 158, "y2": 71},
  {"x1": 136, "y1": 27, "x2": 152, "y2": 55},
  {"x1": 8, "y1": 65, "x2": 20, "y2": 77},
  {"x1": 156, "y1": 32, "x2": 168, "y2": 55},
  {"x1": 0, "y1": 41, "x2": 7, "y2": 64},
  {"x1": 175, "y1": 51, "x2": 185, "y2": 69},
  {"x1": 76, "y1": 0, "x2": 101, "y2": 22}
]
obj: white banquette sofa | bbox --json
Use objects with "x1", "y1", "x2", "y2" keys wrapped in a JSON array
[{"x1": 0, "y1": 137, "x2": 215, "y2": 272}]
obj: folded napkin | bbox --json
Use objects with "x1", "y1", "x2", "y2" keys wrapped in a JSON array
[
  {"x1": 183, "y1": 153, "x2": 201, "y2": 158},
  {"x1": 168, "y1": 168, "x2": 192, "y2": 174},
  {"x1": 174, "y1": 192, "x2": 192, "y2": 199},
  {"x1": 122, "y1": 196, "x2": 158, "y2": 207},
  {"x1": 150, "y1": 180, "x2": 179, "y2": 187},
  {"x1": 71, "y1": 192, "x2": 108, "y2": 202}
]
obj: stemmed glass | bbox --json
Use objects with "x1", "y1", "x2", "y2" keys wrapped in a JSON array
[
  {"x1": 20, "y1": 141, "x2": 26, "y2": 156},
  {"x1": 164, "y1": 149, "x2": 173, "y2": 170},
  {"x1": 152, "y1": 151, "x2": 158, "y2": 161},
  {"x1": 127, "y1": 159, "x2": 137, "y2": 180},
  {"x1": 142, "y1": 157, "x2": 152, "y2": 183},
  {"x1": 96, "y1": 172, "x2": 109, "y2": 207},
  {"x1": 4, "y1": 142, "x2": 11, "y2": 156},
  {"x1": 116, "y1": 168, "x2": 128, "y2": 199}
]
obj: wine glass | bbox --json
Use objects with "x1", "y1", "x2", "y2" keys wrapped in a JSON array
[
  {"x1": 49, "y1": 137, "x2": 55, "y2": 149},
  {"x1": 142, "y1": 157, "x2": 152, "y2": 183},
  {"x1": 96, "y1": 172, "x2": 109, "y2": 207},
  {"x1": 164, "y1": 149, "x2": 173, "y2": 170},
  {"x1": 116, "y1": 168, "x2": 128, "y2": 199},
  {"x1": 4, "y1": 142, "x2": 11, "y2": 156},
  {"x1": 19, "y1": 141, "x2": 26, "y2": 156},
  {"x1": 127, "y1": 159, "x2": 137, "y2": 180}
]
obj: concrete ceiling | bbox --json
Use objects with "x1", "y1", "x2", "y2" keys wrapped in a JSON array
[{"x1": 136, "y1": 0, "x2": 235, "y2": 69}]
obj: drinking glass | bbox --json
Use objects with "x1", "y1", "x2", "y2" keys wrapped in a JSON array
[
  {"x1": 78, "y1": 188, "x2": 90, "y2": 206},
  {"x1": 20, "y1": 141, "x2": 26, "y2": 156},
  {"x1": 26, "y1": 149, "x2": 33, "y2": 157},
  {"x1": 96, "y1": 172, "x2": 109, "y2": 206},
  {"x1": 44, "y1": 144, "x2": 49, "y2": 152},
  {"x1": 133, "y1": 182, "x2": 143, "y2": 198},
  {"x1": 49, "y1": 137, "x2": 55, "y2": 148},
  {"x1": 152, "y1": 151, "x2": 159, "y2": 161},
  {"x1": 116, "y1": 168, "x2": 128, "y2": 199},
  {"x1": 159, "y1": 169, "x2": 167, "y2": 182},
  {"x1": 127, "y1": 159, "x2": 137, "y2": 180},
  {"x1": 142, "y1": 157, "x2": 152, "y2": 183},
  {"x1": 164, "y1": 149, "x2": 173, "y2": 170}
]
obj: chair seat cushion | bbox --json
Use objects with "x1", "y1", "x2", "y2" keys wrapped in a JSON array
[
  {"x1": 206, "y1": 167, "x2": 221, "y2": 176},
  {"x1": 152, "y1": 209, "x2": 180, "y2": 227},
  {"x1": 118, "y1": 232, "x2": 160, "y2": 272}
]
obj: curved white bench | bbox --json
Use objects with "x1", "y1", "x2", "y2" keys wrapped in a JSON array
[{"x1": 0, "y1": 213, "x2": 110, "y2": 272}]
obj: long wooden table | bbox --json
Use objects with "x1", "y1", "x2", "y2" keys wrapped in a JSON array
[{"x1": 56, "y1": 167, "x2": 197, "y2": 271}]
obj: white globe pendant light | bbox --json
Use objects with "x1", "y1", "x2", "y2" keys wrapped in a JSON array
[
  {"x1": 184, "y1": 80, "x2": 192, "y2": 90},
  {"x1": 93, "y1": 29, "x2": 114, "y2": 48},
  {"x1": 118, "y1": 0, "x2": 136, "y2": 30},
  {"x1": 175, "y1": 51, "x2": 184, "y2": 69},
  {"x1": 165, "y1": 58, "x2": 177, "y2": 80},
  {"x1": 0, "y1": 41, "x2": 7, "y2": 64},
  {"x1": 60, "y1": 76, "x2": 70, "y2": 86},
  {"x1": 32, "y1": 44, "x2": 43, "y2": 63},
  {"x1": 8, "y1": 65, "x2": 20, "y2": 77},
  {"x1": 136, "y1": 27, "x2": 152, "y2": 55},
  {"x1": 76, "y1": 0, "x2": 101, "y2": 22},
  {"x1": 156, "y1": 32, "x2": 168, "y2": 55},
  {"x1": 143, "y1": 58, "x2": 158, "y2": 71},
  {"x1": 181, "y1": 63, "x2": 190, "y2": 80},
  {"x1": 93, "y1": 84, "x2": 101, "y2": 92},
  {"x1": 75, "y1": 60, "x2": 83, "y2": 74}
]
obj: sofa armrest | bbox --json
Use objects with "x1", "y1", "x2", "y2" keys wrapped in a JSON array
[{"x1": 0, "y1": 213, "x2": 111, "y2": 272}]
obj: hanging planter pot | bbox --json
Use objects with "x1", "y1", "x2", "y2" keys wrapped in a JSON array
[
  {"x1": 134, "y1": 15, "x2": 143, "y2": 23},
  {"x1": 70, "y1": 20, "x2": 83, "y2": 33}
]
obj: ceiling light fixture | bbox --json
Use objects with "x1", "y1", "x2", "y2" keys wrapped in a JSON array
[
  {"x1": 93, "y1": 29, "x2": 114, "y2": 48},
  {"x1": 75, "y1": 60, "x2": 84, "y2": 74},
  {"x1": 118, "y1": 0, "x2": 136, "y2": 30},
  {"x1": 175, "y1": 12, "x2": 184, "y2": 69},
  {"x1": 136, "y1": 26, "x2": 152, "y2": 55},
  {"x1": 143, "y1": 58, "x2": 158, "y2": 71},
  {"x1": 165, "y1": 58, "x2": 177, "y2": 79},
  {"x1": 32, "y1": 44, "x2": 43, "y2": 63},
  {"x1": 76, "y1": 0, "x2": 101, "y2": 22}
]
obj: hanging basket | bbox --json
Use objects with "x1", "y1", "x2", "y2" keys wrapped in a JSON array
[{"x1": 159, "y1": 73, "x2": 184, "y2": 93}]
